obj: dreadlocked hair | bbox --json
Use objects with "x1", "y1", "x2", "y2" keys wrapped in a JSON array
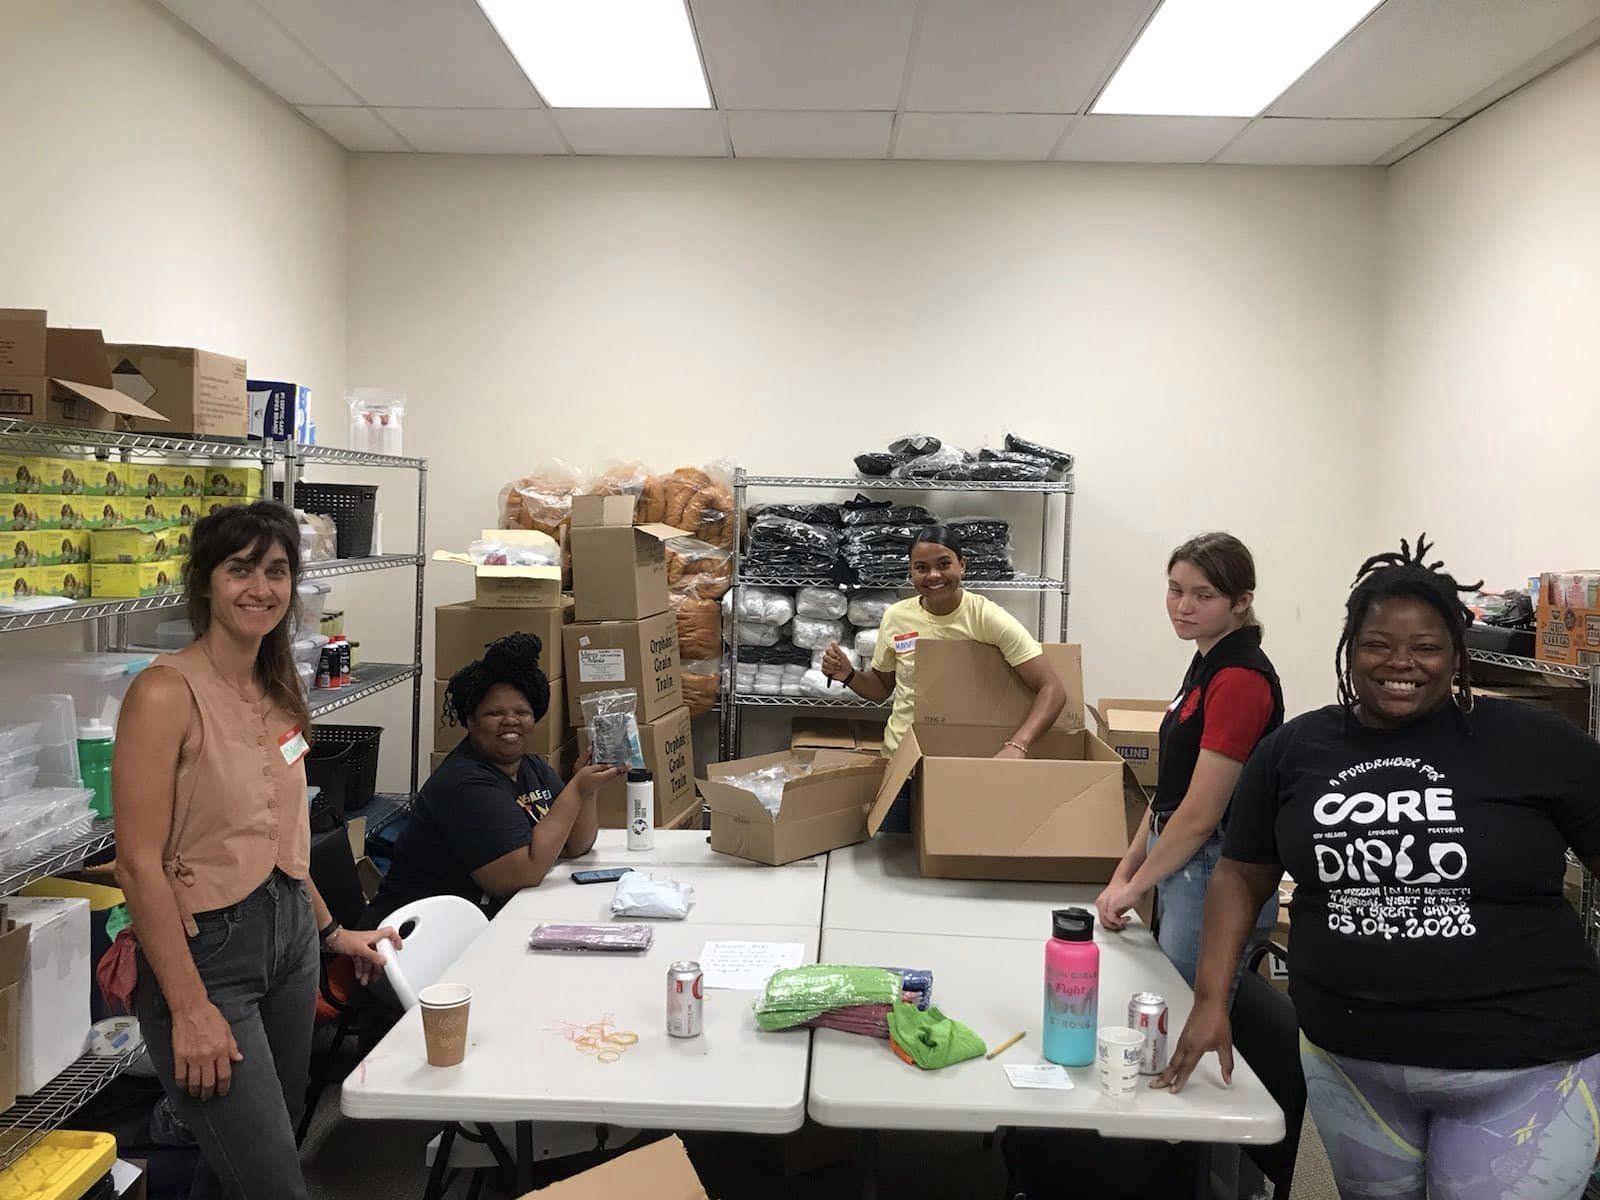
[
  {"x1": 442, "y1": 632, "x2": 552, "y2": 729},
  {"x1": 1335, "y1": 533, "x2": 1482, "y2": 712}
]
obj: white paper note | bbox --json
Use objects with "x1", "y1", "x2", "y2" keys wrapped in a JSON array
[
  {"x1": 1004, "y1": 1063, "x2": 1075, "y2": 1090},
  {"x1": 698, "y1": 940, "x2": 806, "y2": 990}
]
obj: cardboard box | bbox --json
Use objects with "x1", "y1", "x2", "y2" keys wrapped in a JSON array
[
  {"x1": 865, "y1": 642, "x2": 1144, "y2": 884},
  {"x1": 579, "y1": 706, "x2": 696, "y2": 829},
  {"x1": 203, "y1": 466, "x2": 262, "y2": 498},
  {"x1": 434, "y1": 529, "x2": 563, "y2": 609},
  {"x1": 432, "y1": 675, "x2": 568, "y2": 756},
  {"x1": 0, "y1": 497, "x2": 40, "y2": 531},
  {"x1": 92, "y1": 559, "x2": 182, "y2": 598},
  {"x1": 0, "y1": 568, "x2": 37, "y2": 599},
  {"x1": 1091, "y1": 698, "x2": 1168, "y2": 788},
  {"x1": 0, "y1": 454, "x2": 37, "y2": 493},
  {"x1": 563, "y1": 611, "x2": 682, "y2": 726},
  {"x1": 702, "y1": 748, "x2": 888, "y2": 866},
  {"x1": 1536, "y1": 571, "x2": 1600, "y2": 668},
  {"x1": 434, "y1": 598, "x2": 572, "y2": 682},
  {"x1": 246, "y1": 379, "x2": 307, "y2": 442},
  {"x1": 519, "y1": 1134, "x2": 707, "y2": 1199},
  {"x1": 105, "y1": 342, "x2": 248, "y2": 438},
  {"x1": 790, "y1": 717, "x2": 886, "y2": 757},
  {"x1": 1475, "y1": 683, "x2": 1589, "y2": 730},
  {"x1": 0, "y1": 311, "x2": 167, "y2": 433},
  {"x1": 568, "y1": 497, "x2": 687, "y2": 622},
  {"x1": 33, "y1": 530, "x2": 91, "y2": 566},
  {"x1": 34, "y1": 564, "x2": 91, "y2": 599},
  {"x1": 157, "y1": 465, "x2": 205, "y2": 497},
  {"x1": 35, "y1": 456, "x2": 113, "y2": 497},
  {"x1": 200, "y1": 496, "x2": 250, "y2": 520},
  {"x1": 7, "y1": 896, "x2": 91, "y2": 1093},
  {"x1": 92, "y1": 525, "x2": 180, "y2": 563},
  {"x1": 149, "y1": 497, "x2": 202, "y2": 530},
  {"x1": 0, "y1": 919, "x2": 30, "y2": 1110}
]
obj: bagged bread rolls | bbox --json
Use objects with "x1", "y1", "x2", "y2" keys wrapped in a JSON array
[
  {"x1": 671, "y1": 593, "x2": 722, "y2": 662},
  {"x1": 667, "y1": 537, "x2": 732, "y2": 600},
  {"x1": 661, "y1": 467, "x2": 712, "y2": 528},
  {"x1": 681, "y1": 661, "x2": 720, "y2": 717},
  {"x1": 689, "y1": 485, "x2": 734, "y2": 548}
]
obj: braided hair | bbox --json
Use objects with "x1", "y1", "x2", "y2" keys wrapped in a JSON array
[
  {"x1": 442, "y1": 632, "x2": 552, "y2": 729},
  {"x1": 1335, "y1": 534, "x2": 1482, "y2": 712}
]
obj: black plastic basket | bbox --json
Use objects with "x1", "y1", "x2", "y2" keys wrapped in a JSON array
[
  {"x1": 305, "y1": 723, "x2": 383, "y2": 814},
  {"x1": 274, "y1": 481, "x2": 377, "y2": 558}
]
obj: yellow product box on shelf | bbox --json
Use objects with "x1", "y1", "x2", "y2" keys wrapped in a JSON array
[
  {"x1": 38, "y1": 495, "x2": 97, "y2": 530},
  {"x1": 162, "y1": 464, "x2": 205, "y2": 497},
  {"x1": 1, "y1": 496, "x2": 40, "y2": 531},
  {"x1": 92, "y1": 558, "x2": 183, "y2": 598},
  {"x1": 149, "y1": 496, "x2": 202, "y2": 528},
  {"x1": 6, "y1": 529, "x2": 90, "y2": 567},
  {"x1": 0, "y1": 567, "x2": 39, "y2": 599},
  {"x1": 33, "y1": 457, "x2": 81, "y2": 496},
  {"x1": 81, "y1": 459, "x2": 130, "y2": 497},
  {"x1": 0, "y1": 453, "x2": 42, "y2": 494},
  {"x1": 92, "y1": 524, "x2": 181, "y2": 564},
  {"x1": 34, "y1": 564, "x2": 91, "y2": 600},
  {"x1": 0, "y1": 534, "x2": 31, "y2": 568},
  {"x1": 199, "y1": 495, "x2": 250, "y2": 519},
  {"x1": 128, "y1": 464, "x2": 169, "y2": 498},
  {"x1": 203, "y1": 466, "x2": 262, "y2": 498}
]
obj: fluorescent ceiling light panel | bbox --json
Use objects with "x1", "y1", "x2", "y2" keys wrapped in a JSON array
[
  {"x1": 476, "y1": 0, "x2": 711, "y2": 108},
  {"x1": 1094, "y1": 0, "x2": 1383, "y2": 117}
]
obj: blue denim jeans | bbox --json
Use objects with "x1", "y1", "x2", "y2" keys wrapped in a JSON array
[{"x1": 1148, "y1": 829, "x2": 1278, "y2": 989}]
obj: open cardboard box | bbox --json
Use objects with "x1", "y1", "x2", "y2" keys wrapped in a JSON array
[
  {"x1": 1091, "y1": 697, "x2": 1169, "y2": 788},
  {"x1": 701, "y1": 749, "x2": 887, "y2": 866},
  {"x1": 790, "y1": 717, "x2": 885, "y2": 757},
  {"x1": 434, "y1": 529, "x2": 563, "y2": 608},
  {"x1": 0, "y1": 311, "x2": 168, "y2": 433},
  {"x1": 568, "y1": 495, "x2": 689, "y2": 623},
  {"x1": 866, "y1": 641, "x2": 1146, "y2": 883},
  {"x1": 519, "y1": 1135, "x2": 708, "y2": 1198}
]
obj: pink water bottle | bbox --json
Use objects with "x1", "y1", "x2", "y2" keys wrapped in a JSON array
[{"x1": 1043, "y1": 907, "x2": 1098, "y2": 1066}]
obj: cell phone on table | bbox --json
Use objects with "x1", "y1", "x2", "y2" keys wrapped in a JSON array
[{"x1": 571, "y1": 867, "x2": 635, "y2": 885}]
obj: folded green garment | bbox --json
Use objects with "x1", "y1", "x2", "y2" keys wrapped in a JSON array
[
  {"x1": 886, "y1": 1001, "x2": 987, "y2": 1069},
  {"x1": 754, "y1": 965, "x2": 901, "y2": 1031}
]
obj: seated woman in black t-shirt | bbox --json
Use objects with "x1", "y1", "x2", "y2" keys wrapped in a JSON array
[
  {"x1": 1156, "y1": 536, "x2": 1600, "y2": 1200},
  {"x1": 364, "y1": 633, "x2": 620, "y2": 926}
]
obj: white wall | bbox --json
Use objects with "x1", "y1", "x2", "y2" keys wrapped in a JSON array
[
  {"x1": 1379, "y1": 44, "x2": 1600, "y2": 589},
  {"x1": 349, "y1": 156, "x2": 1386, "y2": 769}
]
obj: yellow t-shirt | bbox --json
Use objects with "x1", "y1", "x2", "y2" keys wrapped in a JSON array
[{"x1": 870, "y1": 591, "x2": 1043, "y2": 756}]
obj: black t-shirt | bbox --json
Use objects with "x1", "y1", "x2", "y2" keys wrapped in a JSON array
[
  {"x1": 363, "y1": 739, "x2": 565, "y2": 925},
  {"x1": 1223, "y1": 699, "x2": 1600, "y2": 1069}
]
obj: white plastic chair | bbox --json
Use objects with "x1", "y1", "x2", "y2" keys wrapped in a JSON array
[{"x1": 374, "y1": 894, "x2": 487, "y2": 1011}]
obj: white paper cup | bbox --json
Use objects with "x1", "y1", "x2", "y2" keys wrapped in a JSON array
[
  {"x1": 419, "y1": 982, "x2": 472, "y2": 1067},
  {"x1": 1096, "y1": 1026, "x2": 1146, "y2": 1099}
]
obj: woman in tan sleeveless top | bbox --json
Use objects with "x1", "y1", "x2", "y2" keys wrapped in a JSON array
[{"x1": 114, "y1": 502, "x2": 397, "y2": 1200}]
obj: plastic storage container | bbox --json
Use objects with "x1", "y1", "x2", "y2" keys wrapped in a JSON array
[
  {"x1": 0, "y1": 653, "x2": 152, "y2": 727},
  {"x1": 304, "y1": 724, "x2": 382, "y2": 813},
  {"x1": 0, "y1": 721, "x2": 43, "y2": 755},
  {"x1": 154, "y1": 618, "x2": 194, "y2": 650},
  {"x1": 297, "y1": 580, "x2": 330, "y2": 634},
  {"x1": 0, "y1": 1129, "x2": 117, "y2": 1200},
  {"x1": 293, "y1": 634, "x2": 329, "y2": 670},
  {"x1": 272, "y1": 482, "x2": 377, "y2": 558}
]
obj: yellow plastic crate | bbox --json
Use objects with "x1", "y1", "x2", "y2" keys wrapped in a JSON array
[{"x1": 0, "y1": 1130, "x2": 116, "y2": 1200}]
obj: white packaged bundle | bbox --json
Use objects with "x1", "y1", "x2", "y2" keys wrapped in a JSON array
[
  {"x1": 781, "y1": 664, "x2": 806, "y2": 696},
  {"x1": 801, "y1": 668, "x2": 837, "y2": 696},
  {"x1": 734, "y1": 586, "x2": 796, "y2": 626},
  {"x1": 735, "y1": 621, "x2": 784, "y2": 648},
  {"x1": 791, "y1": 616, "x2": 846, "y2": 651},
  {"x1": 795, "y1": 586, "x2": 848, "y2": 620},
  {"x1": 847, "y1": 590, "x2": 899, "y2": 628},
  {"x1": 855, "y1": 628, "x2": 879, "y2": 659},
  {"x1": 755, "y1": 664, "x2": 784, "y2": 695},
  {"x1": 611, "y1": 874, "x2": 695, "y2": 920},
  {"x1": 736, "y1": 663, "x2": 756, "y2": 691}
]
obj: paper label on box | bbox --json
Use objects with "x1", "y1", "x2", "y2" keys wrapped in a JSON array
[{"x1": 578, "y1": 648, "x2": 627, "y2": 683}]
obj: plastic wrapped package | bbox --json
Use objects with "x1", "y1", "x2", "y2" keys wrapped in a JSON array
[
  {"x1": 839, "y1": 498, "x2": 934, "y2": 528},
  {"x1": 853, "y1": 452, "x2": 899, "y2": 477},
  {"x1": 755, "y1": 664, "x2": 784, "y2": 695},
  {"x1": 847, "y1": 590, "x2": 899, "y2": 627},
  {"x1": 639, "y1": 465, "x2": 735, "y2": 548},
  {"x1": 348, "y1": 388, "x2": 405, "y2": 456},
  {"x1": 887, "y1": 434, "x2": 942, "y2": 457},
  {"x1": 666, "y1": 537, "x2": 732, "y2": 599},
  {"x1": 945, "y1": 517, "x2": 1010, "y2": 543},
  {"x1": 855, "y1": 628, "x2": 879, "y2": 659},
  {"x1": 795, "y1": 586, "x2": 848, "y2": 620},
  {"x1": 1004, "y1": 433, "x2": 1074, "y2": 473},
  {"x1": 754, "y1": 965, "x2": 902, "y2": 1031},
  {"x1": 671, "y1": 593, "x2": 721, "y2": 661},
  {"x1": 580, "y1": 690, "x2": 645, "y2": 769},
  {"x1": 752, "y1": 503, "x2": 842, "y2": 526},
  {"x1": 890, "y1": 447, "x2": 968, "y2": 479},
  {"x1": 528, "y1": 923, "x2": 654, "y2": 953},
  {"x1": 499, "y1": 460, "x2": 586, "y2": 536},
  {"x1": 964, "y1": 459, "x2": 1047, "y2": 482},
  {"x1": 610, "y1": 874, "x2": 695, "y2": 920},
  {"x1": 719, "y1": 759, "x2": 814, "y2": 820},
  {"x1": 801, "y1": 668, "x2": 838, "y2": 696},
  {"x1": 681, "y1": 660, "x2": 720, "y2": 716},
  {"x1": 735, "y1": 662, "x2": 756, "y2": 692},
  {"x1": 583, "y1": 460, "x2": 652, "y2": 501},
  {"x1": 297, "y1": 511, "x2": 337, "y2": 562},
  {"x1": 465, "y1": 537, "x2": 559, "y2": 567},
  {"x1": 746, "y1": 517, "x2": 840, "y2": 561},
  {"x1": 735, "y1": 621, "x2": 783, "y2": 648},
  {"x1": 791, "y1": 616, "x2": 845, "y2": 651},
  {"x1": 781, "y1": 664, "x2": 807, "y2": 696},
  {"x1": 734, "y1": 586, "x2": 796, "y2": 626}
]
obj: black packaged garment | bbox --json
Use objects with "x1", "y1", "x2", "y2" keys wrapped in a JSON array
[
  {"x1": 887, "y1": 434, "x2": 942, "y2": 456},
  {"x1": 838, "y1": 497, "x2": 935, "y2": 528},
  {"x1": 946, "y1": 517, "x2": 1009, "y2": 543},
  {"x1": 1003, "y1": 433, "x2": 1074, "y2": 472},
  {"x1": 854, "y1": 452, "x2": 900, "y2": 477},
  {"x1": 744, "y1": 516, "x2": 840, "y2": 575},
  {"x1": 750, "y1": 503, "x2": 843, "y2": 526}
]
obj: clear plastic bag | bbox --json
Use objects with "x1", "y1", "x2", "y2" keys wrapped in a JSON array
[
  {"x1": 610, "y1": 873, "x2": 695, "y2": 920},
  {"x1": 887, "y1": 434, "x2": 943, "y2": 457},
  {"x1": 855, "y1": 628, "x2": 879, "y2": 659},
  {"x1": 1003, "y1": 433, "x2": 1074, "y2": 472},
  {"x1": 734, "y1": 586, "x2": 796, "y2": 626},
  {"x1": 580, "y1": 689, "x2": 645, "y2": 769},
  {"x1": 465, "y1": 537, "x2": 559, "y2": 567},
  {"x1": 666, "y1": 536, "x2": 732, "y2": 598},
  {"x1": 791, "y1": 616, "x2": 846, "y2": 651},
  {"x1": 795, "y1": 586, "x2": 848, "y2": 620},
  {"x1": 735, "y1": 620, "x2": 783, "y2": 648},
  {"x1": 847, "y1": 590, "x2": 898, "y2": 627},
  {"x1": 670, "y1": 592, "x2": 721, "y2": 661},
  {"x1": 890, "y1": 447, "x2": 970, "y2": 480},
  {"x1": 528, "y1": 923, "x2": 654, "y2": 953},
  {"x1": 583, "y1": 460, "x2": 653, "y2": 498},
  {"x1": 754, "y1": 965, "x2": 901, "y2": 1031},
  {"x1": 681, "y1": 659, "x2": 720, "y2": 716},
  {"x1": 500, "y1": 459, "x2": 587, "y2": 535},
  {"x1": 720, "y1": 759, "x2": 814, "y2": 820},
  {"x1": 801, "y1": 668, "x2": 838, "y2": 696}
]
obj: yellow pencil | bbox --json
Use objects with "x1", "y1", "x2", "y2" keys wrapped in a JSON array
[{"x1": 987, "y1": 1031, "x2": 1026, "y2": 1060}]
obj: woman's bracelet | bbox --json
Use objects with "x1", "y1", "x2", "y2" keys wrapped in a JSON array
[
  {"x1": 1003, "y1": 739, "x2": 1030, "y2": 756},
  {"x1": 318, "y1": 919, "x2": 341, "y2": 946},
  {"x1": 843, "y1": 667, "x2": 857, "y2": 688}
]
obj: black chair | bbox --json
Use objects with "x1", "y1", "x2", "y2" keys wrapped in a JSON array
[{"x1": 1232, "y1": 942, "x2": 1306, "y2": 1197}]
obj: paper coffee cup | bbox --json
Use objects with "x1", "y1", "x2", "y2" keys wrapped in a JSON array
[
  {"x1": 419, "y1": 982, "x2": 472, "y2": 1067},
  {"x1": 1096, "y1": 1026, "x2": 1145, "y2": 1099}
]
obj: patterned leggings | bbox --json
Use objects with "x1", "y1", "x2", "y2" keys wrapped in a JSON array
[{"x1": 1301, "y1": 1034, "x2": 1600, "y2": 1200}]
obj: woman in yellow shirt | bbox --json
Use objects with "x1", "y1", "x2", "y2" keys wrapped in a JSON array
[{"x1": 820, "y1": 524, "x2": 1066, "y2": 832}]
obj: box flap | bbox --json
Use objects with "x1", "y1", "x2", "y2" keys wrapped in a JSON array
[
  {"x1": 47, "y1": 327, "x2": 114, "y2": 388},
  {"x1": 570, "y1": 495, "x2": 637, "y2": 528},
  {"x1": 914, "y1": 641, "x2": 1084, "y2": 733},
  {"x1": 1095, "y1": 698, "x2": 1168, "y2": 734},
  {"x1": 866, "y1": 731, "x2": 922, "y2": 834},
  {"x1": 520, "y1": 1134, "x2": 707, "y2": 1198},
  {"x1": 50, "y1": 378, "x2": 169, "y2": 421},
  {"x1": 636, "y1": 523, "x2": 693, "y2": 542}
]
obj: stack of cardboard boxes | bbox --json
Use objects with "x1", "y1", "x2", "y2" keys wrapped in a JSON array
[
  {"x1": 1536, "y1": 570, "x2": 1600, "y2": 669},
  {"x1": 564, "y1": 496, "x2": 697, "y2": 830}
]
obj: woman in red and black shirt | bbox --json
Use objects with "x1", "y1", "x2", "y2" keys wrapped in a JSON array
[{"x1": 1095, "y1": 533, "x2": 1283, "y2": 985}]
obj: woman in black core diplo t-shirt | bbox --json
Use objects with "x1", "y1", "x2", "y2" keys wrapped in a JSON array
[{"x1": 1155, "y1": 536, "x2": 1600, "y2": 1200}]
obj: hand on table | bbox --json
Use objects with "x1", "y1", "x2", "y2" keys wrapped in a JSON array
[
  {"x1": 1152, "y1": 1000, "x2": 1233, "y2": 1093},
  {"x1": 1094, "y1": 878, "x2": 1145, "y2": 931},
  {"x1": 328, "y1": 926, "x2": 402, "y2": 987}
]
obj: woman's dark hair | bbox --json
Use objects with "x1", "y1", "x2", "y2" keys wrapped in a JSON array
[
  {"x1": 183, "y1": 500, "x2": 309, "y2": 729},
  {"x1": 442, "y1": 633, "x2": 551, "y2": 729},
  {"x1": 911, "y1": 525, "x2": 965, "y2": 562},
  {"x1": 1336, "y1": 533, "x2": 1482, "y2": 711},
  {"x1": 1168, "y1": 532, "x2": 1259, "y2": 630}
]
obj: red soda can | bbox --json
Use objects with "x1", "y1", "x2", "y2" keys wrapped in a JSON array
[
  {"x1": 667, "y1": 961, "x2": 703, "y2": 1038},
  {"x1": 1128, "y1": 992, "x2": 1168, "y2": 1075}
]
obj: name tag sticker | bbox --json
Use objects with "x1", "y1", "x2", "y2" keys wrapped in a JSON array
[
  {"x1": 279, "y1": 727, "x2": 309, "y2": 767},
  {"x1": 893, "y1": 631, "x2": 918, "y2": 656}
]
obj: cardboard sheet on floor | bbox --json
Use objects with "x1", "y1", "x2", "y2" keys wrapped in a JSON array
[{"x1": 519, "y1": 1134, "x2": 707, "y2": 1198}]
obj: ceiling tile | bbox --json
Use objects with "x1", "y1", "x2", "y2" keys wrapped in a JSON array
[
  {"x1": 297, "y1": 106, "x2": 412, "y2": 152},
  {"x1": 377, "y1": 108, "x2": 568, "y2": 155},
  {"x1": 1053, "y1": 115, "x2": 1248, "y2": 162},
  {"x1": 555, "y1": 110, "x2": 728, "y2": 157},
  {"x1": 1268, "y1": 0, "x2": 1600, "y2": 118},
  {"x1": 1444, "y1": 17, "x2": 1600, "y2": 118},
  {"x1": 1216, "y1": 117, "x2": 1433, "y2": 165},
  {"x1": 906, "y1": 0, "x2": 1157, "y2": 114},
  {"x1": 727, "y1": 111, "x2": 892, "y2": 158},
  {"x1": 893, "y1": 113, "x2": 1071, "y2": 160},
  {"x1": 155, "y1": 0, "x2": 359, "y2": 105},
  {"x1": 691, "y1": 0, "x2": 916, "y2": 109},
  {"x1": 257, "y1": 0, "x2": 542, "y2": 108}
]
